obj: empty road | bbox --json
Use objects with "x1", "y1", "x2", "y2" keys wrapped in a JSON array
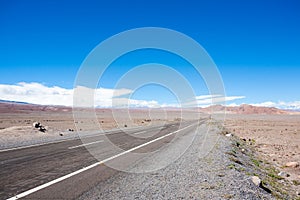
[{"x1": 1, "y1": 120, "x2": 203, "y2": 200}]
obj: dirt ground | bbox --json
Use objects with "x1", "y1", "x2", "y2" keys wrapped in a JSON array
[
  {"x1": 0, "y1": 104, "x2": 202, "y2": 149},
  {"x1": 224, "y1": 114, "x2": 300, "y2": 193}
]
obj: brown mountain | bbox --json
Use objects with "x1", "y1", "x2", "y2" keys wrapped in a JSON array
[
  {"x1": 0, "y1": 100, "x2": 296, "y2": 115},
  {"x1": 200, "y1": 104, "x2": 290, "y2": 114}
]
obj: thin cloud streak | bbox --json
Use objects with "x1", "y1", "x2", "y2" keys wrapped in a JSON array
[{"x1": 184, "y1": 95, "x2": 246, "y2": 107}]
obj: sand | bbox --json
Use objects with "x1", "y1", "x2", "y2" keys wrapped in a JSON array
[{"x1": 224, "y1": 114, "x2": 300, "y2": 192}]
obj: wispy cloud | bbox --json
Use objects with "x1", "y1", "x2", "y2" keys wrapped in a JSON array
[{"x1": 184, "y1": 95, "x2": 246, "y2": 107}]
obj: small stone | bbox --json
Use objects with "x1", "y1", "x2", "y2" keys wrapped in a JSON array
[
  {"x1": 251, "y1": 176, "x2": 261, "y2": 186},
  {"x1": 278, "y1": 171, "x2": 290, "y2": 177},
  {"x1": 225, "y1": 133, "x2": 232, "y2": 137},
  {"x1": 279, "y1": 180, "x2": 285, "y2": 183},
  {"x1": 285, "y1": 162, "x2": 299, "y2": 168},
  {"x1": 241, "y1": 148, "x2": 245, "y2": 153},
  {"x1": 39, "y1": 126, "x2": 46, "y2": 132},
  {"x1": 33, "y1": 121, "x2": 41, "y2": 128}
]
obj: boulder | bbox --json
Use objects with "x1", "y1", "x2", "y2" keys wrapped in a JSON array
[
  {"x1": 33, "y1": 121, "x2": 47, "y2": 133},
  {"x1": 285, "y1": 162, "x2": 299, "y2": 168},
  {"x1": 39, "y1": 126, "x2": 47, "y2": 133},
  {"x1": 251, "y1": 176, "x2": 261, "y2": 186},
  {"x1": 33, "y1": 122, "x2": 41, "y2": 128}
]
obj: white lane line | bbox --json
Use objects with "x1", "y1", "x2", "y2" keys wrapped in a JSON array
[
  {"x1": 68, "y1": 140, "x2": 103, "y2": 149},
  {"x1": 0, "y1": 134, "x2": 104, "y2": 153},
  {"x1": 133, "y1": 131, "x2": 146, "y2": 135},
  {"x1": 0, "y1": 126, "x2": 159, "y2": 153},
  {"x1": 6, "y1": 122, "x2": 198, "y2": 200},
  {"x1": 0, "y1": 138, "x2": 78, "y2": 153}
]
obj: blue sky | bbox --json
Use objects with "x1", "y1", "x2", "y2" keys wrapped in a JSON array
[{"x1": 0, "y1": 0, "x2": 300, "y2": 108}]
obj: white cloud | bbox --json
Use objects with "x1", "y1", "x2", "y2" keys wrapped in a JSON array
[
  {"x1": 250, "y1": 101, "x2": 277, "y2": 107},
  {"x1": 0, "y1": 82, "x2": 248, "y2": 108},
  {"x1": 0, "y1": 82, "x2": 179, "y2": 108},
  {"x1": 184, "y1": 95, "x2": 246, "y2": 107},
  {"x1": 0, "y1": 82, "x2": 74, "y2": 106},
  {"x1": 0, "y1": 82, "x2": 134, "y2": 107},
  {"x1": 250, "y1": 101, "x2": 300, "y2": 110},
  {"x1": 195, "y1": 94, "x2": 221, "y2": 100}
]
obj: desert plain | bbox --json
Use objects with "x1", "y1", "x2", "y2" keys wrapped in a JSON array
[{"x1": 0, "y1": 101, "x2": 300, "y2": 198}]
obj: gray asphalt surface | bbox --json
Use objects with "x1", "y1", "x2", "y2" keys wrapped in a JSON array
[
  {"x1": 0, "y1": 121, "x2": 198, "y2": 200},
  {"x1": 79, "y1": 121, "x2": 274, "y2": 200},
  {"x1": 1, "y1": 119, "x2": 274, "y2": 200}
]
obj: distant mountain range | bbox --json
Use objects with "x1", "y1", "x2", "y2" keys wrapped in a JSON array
[
  {"x1": 199, "y1": 104, "x2": 294, "y2": 115},
  {"x1": 0, "y1": 99, "x2": 31, "y2": 104},
  {"x1": 0, "y1": 99, "x2": 72, "y2": 113},
  {"x1": 0, "y1": 99, "x2": 299, "y2": 115}
]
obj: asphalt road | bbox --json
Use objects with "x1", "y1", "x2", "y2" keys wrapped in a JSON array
[{"x1": 0, "y1": 120, "x2": 203, "y2": 200}]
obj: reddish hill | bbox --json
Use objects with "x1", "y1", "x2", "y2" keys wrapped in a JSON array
[
  {"x1": 200, "y1": 104, "x2": 290, "y2": 115},
  {"x1": 0, "y1": 100, "x2": 296, "y2": 115},
  {"x1": 0, "y1": 101, "x2": 72, "y2": 113}
]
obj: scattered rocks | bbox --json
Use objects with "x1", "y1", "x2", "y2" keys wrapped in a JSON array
[
  {"x1": 68, "y1": 128, "x2": 74, "y2": 132},
  {"x1": 32, "y1": 121, "x2": 47, "y2": 133},
  {"x1": 251, "y1": 176, "x2": 261, "y2": 186},
  {"x1": 285, "y1": 162, "x2": 299, "y2": 168}
]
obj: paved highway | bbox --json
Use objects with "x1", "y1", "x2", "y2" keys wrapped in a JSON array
[{"x1": 0, "y1": 120, "x2": 204, "y2": 200}]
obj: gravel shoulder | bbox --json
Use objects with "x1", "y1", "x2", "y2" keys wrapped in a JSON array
[{"x1": 79, "y1": 120, "x2": 274, "y2": 200}]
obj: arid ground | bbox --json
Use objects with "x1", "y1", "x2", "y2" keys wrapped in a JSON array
[
  {"x1": 224, "y1": 114, "x2": 300, "y2": 196},
  {"x1": 1, "y1": 102, "x2": 300, "y2": 198},
  {"x1": 0, "y1": 102, "x2": 200, "y2": 149}
]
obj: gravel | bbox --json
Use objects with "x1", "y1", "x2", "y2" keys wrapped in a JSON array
[{"x1": 79, "y1": 123, "x2": 274, "y2": 200}]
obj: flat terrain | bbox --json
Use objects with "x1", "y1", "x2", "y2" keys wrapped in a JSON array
[
  {"x1": 1, "y1": 102, "x2": 299, "y2": 199},
  {"x1": 0, "y1": 104, "x2": 199, "y2": 150}
]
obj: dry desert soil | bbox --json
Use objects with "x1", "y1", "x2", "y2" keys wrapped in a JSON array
[{"x1": 0, "y1": 102, "x2": 300, "y2": 199}]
